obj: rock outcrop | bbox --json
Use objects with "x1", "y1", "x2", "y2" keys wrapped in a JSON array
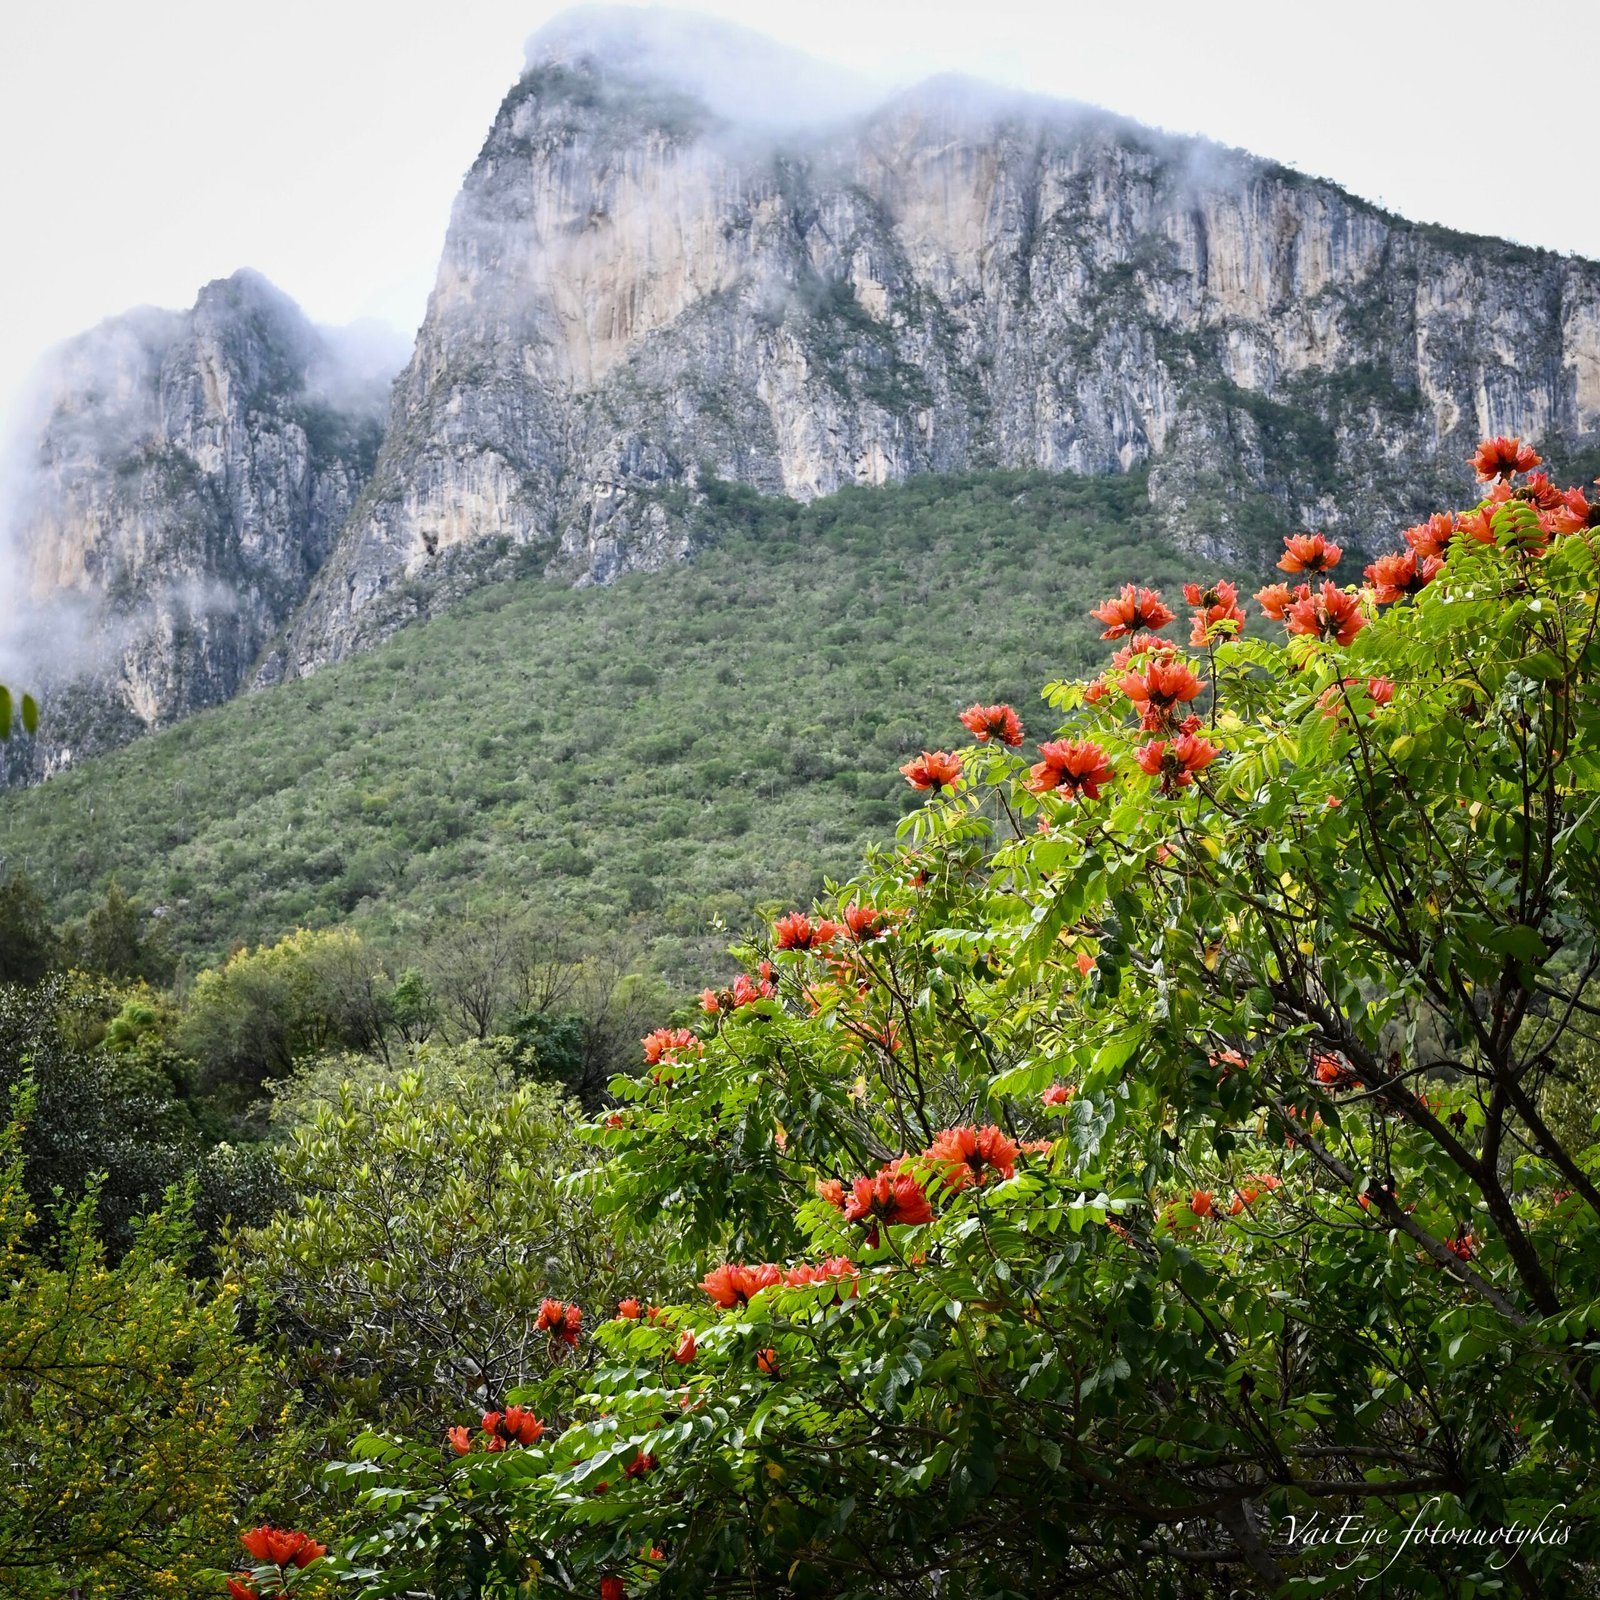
[
  {"x1": 0, "y1": 270, "x2": 389, "y2": 777},
  {"x1": 267, "y1": 8, "x2": 1600, "y2": 673}
]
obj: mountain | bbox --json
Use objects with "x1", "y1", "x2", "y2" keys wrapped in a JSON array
[
  {"x1": 5, "y1": 7, "x2": 1599, "y2": 759},
  {"x1": 0, "y1": 271, "x2": 391, "y2": 779},
  {"x1": 264, "y1": 6, "x2": 1600, "y2": 675}
]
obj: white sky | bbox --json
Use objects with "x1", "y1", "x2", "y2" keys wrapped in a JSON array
[{"x1": 1, "y1": 0, "x2": 1595, "y2": 430}]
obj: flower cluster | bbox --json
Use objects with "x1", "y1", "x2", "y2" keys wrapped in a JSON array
[
  {"x1": 699, "y1": 971, "x2": 775, "y2": 1012},
  {"x1": 1135, "y1": 732, "x2": 1217, "y2": 794},
  {"x1": 1090, "y1": 584, "x2": 1176, "y2": 639},
  {"x1": 229, "y1": 1526, "x2": 327, "y2": 1596},
  {"x1": 1119, "y1": 657, "x2": 1206, "y2": 732},
  {"x1": 1026, "y1": 738, "x2": 1113, "y2": 799},
  {"x1": 699, "y1": 1256, "x2": 859, "y2": 1308},
  {"x1": 926, "y1": 1124, "x2": 1020, "y2": 1191},
  {"x1": 1350, "y1": 439, "x2": 1600, "y2": 612},
  {"x1": 641, "y1": 1027, "x2": 699, "y2": 1066},
  {"x1": 536, "y1": 1298, "x2": 582, "y2": 1348},
  {"x1": 451, "y1": 1404, "x2": 546, "y2": 1454},
  {"x1": 1183, "y1": 580, "x2": 1246, "y2": 646},
  {"x1": 958, "y1": 702, "x2": 1025, "y2": 745},
  {"x1": 841, "y1": 1165, "x2": 936, "y2": 1246},
  {"x1": 900, "y1": 750, "x2": 963, "y2": 790},
  {"x1": 773, "y1": 911, "x2": 844, "y2": 951}
]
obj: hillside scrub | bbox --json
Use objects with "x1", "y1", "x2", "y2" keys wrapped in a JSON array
[{"x1": 0, "y1": 471, "x2": 1188, "y2": 986}]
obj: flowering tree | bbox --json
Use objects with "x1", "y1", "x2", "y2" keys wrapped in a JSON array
[{"x1": 328, "y1": 444, "x2": 1600, "y2": 1597}]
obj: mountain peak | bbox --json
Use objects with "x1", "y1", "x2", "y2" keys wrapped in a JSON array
[{"x1": 522, "y1": 5, "x2": 885, "y2": 129}]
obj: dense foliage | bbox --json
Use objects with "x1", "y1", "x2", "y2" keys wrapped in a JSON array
[
  {"x1": 320, "y1": 445, "x2": 1600, "y2": 1596},
  {"x1": 0, "y1": 1093, "x2": 270, "y2": 1598},
  {"x1": 0, "y1": 471, "x2": 1192, "y2": 983}
]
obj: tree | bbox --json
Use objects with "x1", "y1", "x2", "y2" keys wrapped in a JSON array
[
  {"x1": 0, "y1": 1087, "x2": 270, "y2": 1598},
  {"x1": 332, "y1": 444, "x2": 1600, "y2": 1596},
  {"x1": 240, "y1": 1043, "x2": 674, "y2": 1434},
  {"x1": 178, "y1": 927, "x2": 393, "y2": 1100},
  {"x1": 61, "y1": 880, "x2": 176, "y2": 984},
  {"x1": 0, "y1": 874, "x2": 57, "y2": 985},
  {"x1": 0, "y1": 975, "x2": 278, "y2": 1257}
]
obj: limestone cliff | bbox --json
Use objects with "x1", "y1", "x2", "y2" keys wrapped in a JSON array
[
  {"x1": 0, "y1": 270, "x2": 388, "y2": 777},
  {"x1": 267, "y1": 9, "x2": 1600, "y2": 674}
]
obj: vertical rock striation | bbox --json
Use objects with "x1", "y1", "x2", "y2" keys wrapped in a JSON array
[{"x1": 268, "y1": 9, "x2": 1600, "y2": 674}]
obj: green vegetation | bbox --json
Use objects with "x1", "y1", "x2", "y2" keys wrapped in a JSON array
[{"x1": 0, "y1": 470, "x2": 1201, "y2": 986}]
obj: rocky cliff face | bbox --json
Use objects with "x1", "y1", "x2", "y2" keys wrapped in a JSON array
[
  {"x1": 266, "y1": 9, "x2": 1600, "y2": 674},
  {"x1": 0, "y1": 270, "x2": 388, "y2": 777},
  {"x1": 9, "y1": 10, "x2": 1600, "y2": 735}
]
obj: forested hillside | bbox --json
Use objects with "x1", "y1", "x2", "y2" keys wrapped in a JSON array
[{"x1": 2, "y1": 470, "x2": 1200, "y2": 982}]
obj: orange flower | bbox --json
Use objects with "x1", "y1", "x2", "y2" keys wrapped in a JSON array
[
  {"x1": 732, "y1": 972, "x2": 774, "y2": 1007},
  {"x1": 447, "y1": 1425, "x2": 472, "y2": 1455},
  {"x1": 958, "y1": 702, "x2": 1025, "y2": 745},
  {"x1": 1470, "y1": 435, "x2": 1540, "y2": 480},
  {"x1": 623, "y1": 1449, "x2": 659, "y2": 1479},
  {"x1": 817, "y1": 1177, "x2": 846, "y2": 1209},
  {"x1": 1455, "y1": 506, "x2": 1496, "y2": 544},
  {"x1": 1212, "y1": 1048, "x2": 1246, "y2": 1078},
  {"x1": 1109, "y1": 632, "x2": 1178, "y2": 669},
  {"x1": 699, "y1": 1262, "x2": 782, "y2": 1308},
  {"x1": 1134, "y1": 732, "x2": 1218, "y2": 794},
  {"x1": 1041, "y1": 1082, "x2": 1073, "y2": 1106},
  {"x1": 535, "y1": 1299, "x2": 582, "y2": 1348},
  {"x1": 1119, "y1": 656, "x2": 1206, "y2": 730},
  {"x1": 844, "y1": 1166, "x2": 936, "y2": 1245},
  {"x1": 1285, "y1": 582, "x2": 1366, "y2": 646},
  {"x1": 1026, "y1": 738, "x2": 1114, "y2": 799},
  {"x1": 1090, "y1": 584, "x2": 1176, "y2": 639},
  {"x1": 617, "y1": 1298, "x2": 641, "y2": 1319},
  {"x1": 774, "y1": 911, "x2": 843, "y2": 950},
  {"x1": 239, "y1": 1528, "x2": 327, "y2": 1569},
  {"x1": 926, "y1": 1125, "x2": 1020, "y2": 1190},
  {"x1": 900, "y1": 750, "x2": 963, "y2": 790},
  {"x1": 757, "y1": 1346, "x2": 781, "y2": 1375},
  {"x1": 228, "y1": 1580, "x2": 260, "y2": 1600},
  {"x1": 1253, "y1": 581, "x2": 1304, "y2": 620},
  {"x1": 1183, "y1": 580, "x2": 1246, "y2": 645},
  {"x1": 1402, "y1": 512, "x2": 1453, "y2": 559},
  {"x1": 1365, "y1": 549, "x2": 1439, "y2": 604},
  {"x1": 1314, "y1": 1054, "x2": 1357, "y2": 1090},
  {"x1": 843, "y1": 902, "x2": 887, "y2": 941},
  {"x1": 1446, "y1": 1232, "x2": 1476, "y2": 1261},
  {"x1": 1277, "y1": 533, "x2": 1342, "y2": 574},
  {"x1": 601, "y1": 1579, "x2": 626, "y2": 1600},
  {"x1": 504, "y1": 1406, "x2": 544, "y2": 1445},
  {"x1": 673, "y1": 1329, "x2": 697, "y2": 1365},
  {"x1": 783, "y1": 1257, "x2": 857, "y2": 1297},
  {"x1": 642, "y1": 1027, "x2": 699, "y2": 1066},
  {"x1": 1548, "y1": 485, "x2": 1596, "y2": 534},
  {"x1": 1190, "y1": 1188, "x2": 1214, "y2": 1218}
]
